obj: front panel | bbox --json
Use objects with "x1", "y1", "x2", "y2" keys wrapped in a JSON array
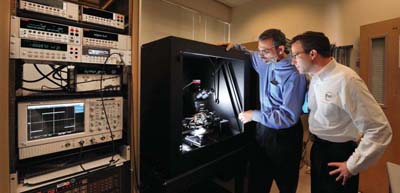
[
  {"x1": 83, "y1": 29, "x2": 131, "y2": 50},
  {"x1": 18, "y1": 97, "x2": 123, "y2": 159},
  {"x1": 19, "y1": 162, "x2": 129, "y2": 193},
  {"x1": 81, "y1": 6, "x2": 125, "y2": 30},
  {"x1": 11, "y1": 16, "x2": 82, "y2": 45},
  {"x1": 81, "y1": 47, "x2": 131, "y2": 65},
  {"x1": 10, "y1": 38, "x2": 81, "y2": 62},
  {"x1": 19, "y1": 0, "x2": 79, "y2": 21}
]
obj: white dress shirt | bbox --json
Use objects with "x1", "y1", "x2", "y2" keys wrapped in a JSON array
[{"x1": 308, "y1": 59, "x2": 392, "y2": 174}]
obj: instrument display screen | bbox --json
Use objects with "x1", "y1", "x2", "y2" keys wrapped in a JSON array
[
  {"x1": 21, "y1": 39, "x2": 68, "y2": 51},
  {"x1": 88, "y1": 49, "x2": 109, "y2": 56},
  {"x1": 27, "y1": 103, "x2": 84, "y2": 141},
  {"x1": 26, "y1": 0, "x2": 64, "y2": 9},
  {"x1": 82, "y1": 7, "x2": 113, "y2": 19},
  {"x1": 83, "y1": 30, "x2": 118, "y2": 41},
  {"x1": 20, "y1": 18, "x2": 68, "y2": 34}
]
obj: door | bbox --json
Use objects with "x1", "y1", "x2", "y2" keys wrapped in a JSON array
[{"x1": 360, "y1": 17, "x2": 400, "y2": 193}]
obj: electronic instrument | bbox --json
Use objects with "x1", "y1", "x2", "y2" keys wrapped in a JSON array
[
  {"x1": 11, "y1": 16, "x2": 82, "y2": 45},
  {"x1": 81, "y1": 47, "x2": 131, "y2": 65},
  {"x1": 81, "y1": 6, "x2": 125, "y2": 29},
  {"x1": 83, "y1": 28, "x2": 131, "y2": 50},
  {"x1": 72, "y1": 65, "x2": 122, "y2": 92},
  {"x1": 18, "y1": 97, "x2": 123, "y2": 159},
  {"x1": 19, "y1": 63, "x2": 69, "y2": 96},
  {"x1": 10, "y1": 38, "x2": 81, "y2": 62},
  {"x1": 19, "y1": 0, "x2": 79, "y2": 21},
  {"x1": 15, "y1": 156, "x2": 129, "y2": 193}
]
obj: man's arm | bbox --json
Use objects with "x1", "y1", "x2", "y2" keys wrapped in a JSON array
[
  {"x1": 251, "y1": 72, "x2": 307, "y2": 129},
  {"x1": 344, "y1": 77, "x2": 392, "y2": 174},
  {"x1": 220, "y1": 43, "x2": 249, "y2": 52},
  {"x1": 222, "y1": 43, "x2": 263, "y2": 74}
]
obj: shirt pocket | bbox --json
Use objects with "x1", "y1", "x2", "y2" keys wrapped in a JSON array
[
  {"x1": 268, "y1": 81, "x2": 282, "y2": 102},
  {"x1": 314, "y1": 91, "x2": 342, "y2": 127}
]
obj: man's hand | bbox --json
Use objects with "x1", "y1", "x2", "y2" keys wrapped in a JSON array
[
  {"x1": 328, "y1": 162, "x2": 353, "y2": 186},
  {"x1": 217, "y1": 42, "x2": 235, "y2": 51},
  {"x1": 238, "y1": 110, "x2": 253, "y2": 124}
]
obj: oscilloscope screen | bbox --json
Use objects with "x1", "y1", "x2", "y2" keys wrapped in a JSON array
[{"x1": 26, "y1": 103, "x2": 85, "y2": 141}]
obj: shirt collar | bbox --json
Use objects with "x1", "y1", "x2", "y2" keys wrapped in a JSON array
[
  {"x1": 275, "y1": 56, "x2": 292, "y2": 69},
  {"x1": 314, "y1": 58, "x2": 336, "y2": 81}
]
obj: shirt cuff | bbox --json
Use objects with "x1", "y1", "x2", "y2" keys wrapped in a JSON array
[
  {"x1": 346, "y1": 154, "x2": 361, "y2": 175},
  {"x1": 252, "y1": 110, "x2": 262, "y2": 123}
]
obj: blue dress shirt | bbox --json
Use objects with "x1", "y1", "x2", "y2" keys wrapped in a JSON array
[{"x1": 249, "y1": 52, "x2": 307, "y2": 129}]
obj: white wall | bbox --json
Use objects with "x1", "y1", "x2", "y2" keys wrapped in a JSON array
[
  {"x1": 230, "y1": 0, "x2": 400, "y2": 69},
  {"x1": 140, "y1": 0, "x2": 231, "y2": 45},
  {"x1": 336, "y1": 0, "x2": 400, "y2": 70},
  {"x1": 231, "y1": 0, "x2": 335, "y2": 43},
  {"x1": 166, "y1": 0, "x2": 231, "y2": 22}
]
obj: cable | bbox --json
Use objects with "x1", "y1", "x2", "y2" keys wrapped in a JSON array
[
  {"x1": 32, "y1": 64, "x2": 68, "y2": 90},
  {"x1": 22, "y1": 65, "x2": 67, "y2": 83},
  {"x1": 21, "y1": 64, "x2": 68, "y2": 93},
  {"x1": 182, "y1": 79, "x2": 201, "y2": 90},
  {"x1": 32, "y1": 64, "x2": 66, "y2": 88},
  {"x1": 50, "y1": 65, "x2": 68, "y2": 81},
  {"x1": 100, "y1": 53, "x2": 125, "y2": 164},
  {"x1": 78, "y1": 141, "x2": 87, "y2": 172},
  {"x1": 20, "y1": 86, "x2": 65, "y2": 92}
]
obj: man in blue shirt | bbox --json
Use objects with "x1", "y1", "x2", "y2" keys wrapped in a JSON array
[{"x1": 227, "y1": 29, "x2": 307, "y2": 193}]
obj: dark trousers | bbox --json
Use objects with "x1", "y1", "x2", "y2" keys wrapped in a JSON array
[
  {"x1": 311, "y1": 136, "x2": 359, "y2": 193},
  {"x1": 248, "y1": 121, "x2": 303, "y2": 193}
]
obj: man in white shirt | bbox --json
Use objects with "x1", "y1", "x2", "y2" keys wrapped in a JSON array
[{"x1": 290, "y1": 31, "x2": 392, "y2": 193}]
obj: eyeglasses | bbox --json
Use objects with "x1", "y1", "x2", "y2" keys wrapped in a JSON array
[
  {"x1": 258, "y1": 46, "x2": 276, "y2": 55},
  {"x1": 291, "y1": 51, "x2": 306, "y2": 59}
]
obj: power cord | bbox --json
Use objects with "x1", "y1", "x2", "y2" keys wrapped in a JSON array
[
  {"x1": 100, "y1": 53, "x2": 125, "y2": 164},
  {"x1": 21, "y1": 64, "x2": 69, "y2": 92},
  {"x1": 32, "y1": 63, "x2": 68, "y2": 89}
]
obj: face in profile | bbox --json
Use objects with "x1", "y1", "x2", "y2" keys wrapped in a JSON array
[
  {"x1": 257, "y1": 38, "x2": 279, "y2": 63},
  {"x1": 291, "y1": 41, "x2": 313, "y2": 74}
]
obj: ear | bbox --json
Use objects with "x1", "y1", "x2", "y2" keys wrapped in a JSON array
[
  {"x1": 277, "y1": 45, "x2": 285, "y2": 54},
  {"x1": 310, "y1": 49, "x2": 318, "y2": 60}
]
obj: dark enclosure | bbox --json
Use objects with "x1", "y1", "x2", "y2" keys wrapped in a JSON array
[{"x1": 140, "y1": 36, "x2": 256, "y2": 182}]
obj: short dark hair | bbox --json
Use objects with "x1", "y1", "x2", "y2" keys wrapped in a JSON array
[
  {"x1": 258, "y1": 29, "x2": 288, "y2": 53},
  {"x1": 291, "y1": 31, "x2": 331, "y2": 58}
]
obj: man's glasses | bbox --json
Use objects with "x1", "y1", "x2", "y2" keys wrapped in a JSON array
[
  {"x1": 258, "y1": 46, "x2": 276, "y2": 55},
  {"x1": 291, "y1": 51, "x2": 306, "y2": 59}
]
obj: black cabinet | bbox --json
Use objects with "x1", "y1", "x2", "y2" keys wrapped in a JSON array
[{"x1": 140, "y1": 36, "x2": 254, "y2": 183}]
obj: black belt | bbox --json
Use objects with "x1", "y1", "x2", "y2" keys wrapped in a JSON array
[{"x1": 311, "y1": 134, "x2": 356, "y2": 145}]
